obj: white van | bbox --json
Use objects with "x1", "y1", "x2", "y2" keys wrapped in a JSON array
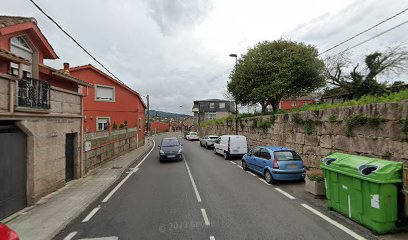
[{"x1": 214, "y1": 135, "x2": 248, "y2": 160}]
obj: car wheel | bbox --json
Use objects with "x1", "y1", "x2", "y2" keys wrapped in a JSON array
[
  {"x1": 205, "y1": 143, "x2": 209, "y2": 149},
  {"x1": 224, "y1": 151, "x2": 229, "y2": 160},
  {"x1": 264, "y1": 170, "x2": 274, "y2": 184},
  {"x1": 242, "y1": 160, "x2": 248, "y2": 171}
]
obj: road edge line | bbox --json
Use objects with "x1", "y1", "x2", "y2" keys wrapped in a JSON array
[{"x1": 184, "y1": 156, "x2": 202, "y2": 203}]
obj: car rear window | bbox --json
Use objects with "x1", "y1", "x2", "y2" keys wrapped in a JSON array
[
  {"x1": 190, "y1": 132, "x2": 197, "y2": 135},
  {"x1": 209, "y1": 136, "x2": 219, "y2": 139},
  {"x1": 162, "y1": 139, "x2": 180, "y2": 146},
  {"x1": 274, "y1": 151, "x2": 301, "y2": 161}
]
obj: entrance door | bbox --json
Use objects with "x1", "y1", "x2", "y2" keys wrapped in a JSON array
[
  {"x1": 0, "y1": 125, "x2": 27, "y2": 220},
  {"x1": 65, "y1": 133, "x2": 76, "y2": 182}
]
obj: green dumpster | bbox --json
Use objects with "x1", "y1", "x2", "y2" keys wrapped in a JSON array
[{"x1": 321, "y1": 153, "x2": 403, "y2": 234}]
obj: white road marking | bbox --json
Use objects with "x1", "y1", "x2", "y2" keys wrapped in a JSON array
[
  {"x1": 248, "y1": 172, "x2": 256, "y2": 177},
  {"x1": 63, "y1": 232, "x2": 77, "y2": 240},
  {"x1": 230, "y1": 161, "x2": 237, "y2": 165},
  {"x1": 257, "y1": 178, "x2": 269, "y2": 185},
  {"x1": 82, "y1": 206, "x2": 101, "y2": 222},
  {"x1": 201, "y1": 208, "x2": 210, "y2": 226},
  {"x1": 301, "y1": 204, "x2": 367, "y2": 240},
  {"x1": 275, "y1": 188, "x2": 295, "y2": 199},
  {"x1": 184, "y1": 157, "x2": 202, "y2": 202},
  {"x1": 102, "y1": 140, "x2": 155, "y2": 203},
  {"x1": 237, "y1": 165, "x2": 243, "y2": 169},
  {"x1": 210, "y1": 236, "x2": 215, "y2": 240}
]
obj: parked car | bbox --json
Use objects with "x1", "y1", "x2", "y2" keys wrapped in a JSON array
[
  {"x1": 159, "y1": 138, "x2": 183, "y2": 161},
  {"x1": 214, "y1": 135, "x2": 247, "y2": 160},
  {"x1": 242, "y1": 146, "x2": 305, "y2": 183},
  {"x1": 0, "y1": 223, "x2": 19, "y2": 240},
  {"x1": 200, "y1": 135, "x2": 219, "y2": 149},
  {"x1": 186, "y1": 132, "x2": 199, "y2": 141}
]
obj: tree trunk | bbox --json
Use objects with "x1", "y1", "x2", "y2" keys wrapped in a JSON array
[
  {"x1": 268, "y1": 98, "x2": 280, "y2": 113},
  {"x1": 260, "y1": 102, "x2": 268, "y2": 114}
]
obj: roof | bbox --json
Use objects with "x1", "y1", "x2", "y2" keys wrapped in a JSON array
[
  {"x1": 0, "y1": 16, "x2": 36, "y2": 28},
  {"x1": 0, "y1": 48, "x2": 30, "y2": 65},
  {"x1": 194, "y1": 99, "x2": 233, "y2": 102},
  {"x1": 67, "y1": 64, "x2": 147, "y2": 109},
  {"x1": 40, "y1": 64, "x2": 93, "y2": 87},
  {"x1": 0, "y1": 16, "x2": 58, "y2": 59}
]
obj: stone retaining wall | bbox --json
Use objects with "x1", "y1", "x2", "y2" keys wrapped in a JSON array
[{"x1": 199, "y1": 101, "x2": 408, "y2": 168}]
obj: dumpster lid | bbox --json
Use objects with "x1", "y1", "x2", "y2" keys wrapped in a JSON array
[{"x1": 320, "y1": 153, "x2": 402, "y2": 183}]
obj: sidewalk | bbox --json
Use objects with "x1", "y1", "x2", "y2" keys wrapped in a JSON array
[{"x1": 5, "y1": 138, "x2": 153, "y2": 240}]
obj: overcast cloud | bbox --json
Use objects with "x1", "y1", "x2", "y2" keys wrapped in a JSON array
[{"x1": 3, "y1": 0, "x2": 408, "y2": 114}]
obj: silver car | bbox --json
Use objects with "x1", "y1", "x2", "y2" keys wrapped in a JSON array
[{"x1": 200, "y1": 135, "x2": 219, "y2": 149}]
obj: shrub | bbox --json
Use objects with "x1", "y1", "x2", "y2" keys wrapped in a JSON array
[
  {"x1": 306, "y1": 169, "x2": 325, "y2": 182},
  {"x1": 112, "y1": 121, "x2": 118, "y2": 129}
]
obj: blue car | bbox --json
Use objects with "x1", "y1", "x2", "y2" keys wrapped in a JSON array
[{"x1": 242, "y1": 146, "x2": 305, "y2": 183}]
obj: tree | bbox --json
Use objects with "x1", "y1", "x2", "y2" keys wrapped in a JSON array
[
  {"x1": 112, "y1": 121, "x2": 118, "y2": 129},
  {"x1": 324, "y1": 46, "x2": 408, "y2": 98},
  {"x1": 228, "y1": 39, "x2": 325, "y2": 113}
]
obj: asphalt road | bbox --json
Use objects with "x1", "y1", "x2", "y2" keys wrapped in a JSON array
[{"x1": 54, "y1": 133, "x2": 376, "y2": 240}]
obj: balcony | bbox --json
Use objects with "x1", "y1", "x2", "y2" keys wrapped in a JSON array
[{"x1": 17, "y1": 77, "x2": 51, "y2": 110}]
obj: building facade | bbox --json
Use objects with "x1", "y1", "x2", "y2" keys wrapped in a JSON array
[
  {"x1": 0, "y1": 16, "x2": 91, "y2": 220},
  {"x1": 279, "y1": 99, "x2": 315, "y2": 110},
  {"x1": 151, "y1": 121, "x2": 170, "y2": 134},
  {"x1": 66, "y1": 64, "x2": 146, "y2": 143},
  {"x1": 192, "y1": 99, "x2": 235, "y2": 125}
]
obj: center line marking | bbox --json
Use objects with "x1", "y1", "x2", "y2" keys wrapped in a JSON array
[
  {"x1": 201, "y1": 208, "x2": 210, "y2": 226},
  {"x1": 301, "y1": 204, "x2": 366, "y2": 240},
  {"x1": 82, "y1": 206, "x2": 100, "y2": 222},
  {"x1": 184, "y1": 157, "x2": 202, "y2": 202},
  {"x1": 275, "y1": 188, "x2": 295, "y2": 199},
  {"x1": 63, "y1": 232, "x2": 77, "y2": 240},
  {"x1": 102, "y1": 139, "x2": 155, "y2": 203}
]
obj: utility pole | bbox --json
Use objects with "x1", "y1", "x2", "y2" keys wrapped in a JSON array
[
  {"x1": 229, "y1": 53, "x2": 239, "y2": 135},
  {"x1": 146, "y1": 94, "x2": 150, "y2": 136}
]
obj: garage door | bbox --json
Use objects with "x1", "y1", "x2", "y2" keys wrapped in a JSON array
[{"x1": 0, "y1": 126, "x2": 27, "y2": 220}]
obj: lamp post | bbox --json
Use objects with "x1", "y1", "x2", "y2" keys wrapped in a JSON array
[{"x1": 229, "y1": 53, "x2": 238, "y2": 135}]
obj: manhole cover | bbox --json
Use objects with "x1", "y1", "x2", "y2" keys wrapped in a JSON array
[{"x1": 111, "y1": 166, "x2": 122, "y2": 169}]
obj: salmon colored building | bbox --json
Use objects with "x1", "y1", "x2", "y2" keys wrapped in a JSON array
[
  {"x1": 279, "y1": 99, "x2": 315, "y2": 110},
  {"x1": 151, "y1": 121, "x2": 170, "y2": 134},
  {"x1": 66, "y1": 64, "x2": 146, "y2": 141}
]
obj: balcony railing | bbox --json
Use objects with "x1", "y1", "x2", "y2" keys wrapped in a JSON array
[{"x1": 17, "y1": 77, "x2": 51, "y2": 109}]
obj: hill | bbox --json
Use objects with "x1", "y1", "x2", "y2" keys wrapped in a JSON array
[{"x1": 147, "y1": 110, "x2": 191, "y2": 120}]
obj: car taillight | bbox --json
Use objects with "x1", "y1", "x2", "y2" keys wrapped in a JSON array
[
  {"x1": 273, "y1": 158, "x2": 279, "y2": 169},
  {"x1": 10, "y1": 231, "x2": 20, "y2": 240}
]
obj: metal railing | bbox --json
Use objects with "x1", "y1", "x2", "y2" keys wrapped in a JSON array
[{"x1": 17, "y1": 77, "x2": 51, "y2": 109}]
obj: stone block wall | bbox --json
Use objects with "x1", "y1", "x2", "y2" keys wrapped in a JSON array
[
  {"x1": 84, "y1": 131, "x2": 144, "y2": 173},
  {"x1": 0, "y1": 78, "x2": 9, "y2": 112},
  {"x1": 199, "y1": 101, "x2": 408, "y2": 167}
]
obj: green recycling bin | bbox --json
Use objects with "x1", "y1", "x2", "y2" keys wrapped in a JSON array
[{"x1": 321, "y1": 153, "x2": 403, "y2": 234}]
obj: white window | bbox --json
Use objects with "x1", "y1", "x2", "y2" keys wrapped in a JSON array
[
  {"x1": 205, "y1": 112, "x2": 217, "y2": 120},
  {"x1": 10, "y1": 36, "x2": 33, "y2": 77},
  {"x1": 219, "y1": 102, "x2": 225, "y2": 109},
  {"x1": 97, "y1": 117, "x2": 110, "y2": 131},
  {"x1": 209, "y1": 102, "x2": 215, "y2": 108},
  {"x1": 95, "y1": 85, "x2": 115, "y2": 101}
]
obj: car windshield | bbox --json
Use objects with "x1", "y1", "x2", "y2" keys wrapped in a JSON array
[
  {"x1": 161, "y1": 139, "x2": 180, "y2": 147},
  {"x1": 274, "y1": 151, "x2": 301, "y2": 161},
  {"x1": 189, "y1": 132, "x2": 197, "y2": 135}
]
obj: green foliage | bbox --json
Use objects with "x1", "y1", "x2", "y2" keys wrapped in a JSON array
[
  {"x1": 345, "y1": 115, "x2": 386, "y2": 137},
  {"x1": 256, "y1": 118, "x2": 272, "y2": 131},
  {"x1": 292, "y1": 113, "x2": 315, "y2": 135},
  {"x1": 228, "y1": 39, "x2": 325, "y2": 112},
  {"x1": 123, "y1": 120, "x2": 128, "y2": 126},
  {"x1": 119, "y1": 124, "x2": 125, "y2": 129},
  {"x1": 328, "y1": 115, "x2": 337, "y2": 123},
  {"x1": 306, "y1": 169, "x2": 325, "y2": 182},
  {"x1": 201, "y1": 118, "x2": 225, "y2": 128},
  {"x1": 112, "y1": 121, "x2": 118, "y2": 129}
]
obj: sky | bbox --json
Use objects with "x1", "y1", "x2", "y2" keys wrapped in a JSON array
[{"x1": 3, "y1": 0, "x2": 408, "y2": 114}]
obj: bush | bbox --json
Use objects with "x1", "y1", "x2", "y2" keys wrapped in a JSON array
[
  {"x1": 112, "y1": 121, "x2": 118, "y2": 129},
  {"x1": 306, "y1": 169, "x2": 325, "y2": 182}
]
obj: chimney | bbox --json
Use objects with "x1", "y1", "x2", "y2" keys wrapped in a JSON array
[{"x1": 63, "y1": 62, "x2": 70, "y2": 73}]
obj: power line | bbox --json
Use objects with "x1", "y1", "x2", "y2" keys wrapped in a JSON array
[
  {"x1": 330, "y1": 19, "x2": 408, "y2": 57},
  {"x1": 319, "y1": 7, "x2": 408, "y2": 56},
  {"x1": 27, "y1": 0, "x2": 124, "y2": 84}
]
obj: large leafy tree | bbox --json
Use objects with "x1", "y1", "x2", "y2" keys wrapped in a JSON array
[
  {"x1": 324, "y1": 46, "x2": 408, "y2": 98},
  {"x1": 228, "y1": 39, "x2": 325, "y2": 113}
]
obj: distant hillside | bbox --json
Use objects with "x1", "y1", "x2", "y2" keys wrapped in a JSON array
[{"x1": 146, "y1": 110, "x2": 191, "y2": 119}]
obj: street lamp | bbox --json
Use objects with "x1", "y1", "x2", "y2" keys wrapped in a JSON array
[{"x1": 229, "y1": 53, "x2": 238, "y2": 135}]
